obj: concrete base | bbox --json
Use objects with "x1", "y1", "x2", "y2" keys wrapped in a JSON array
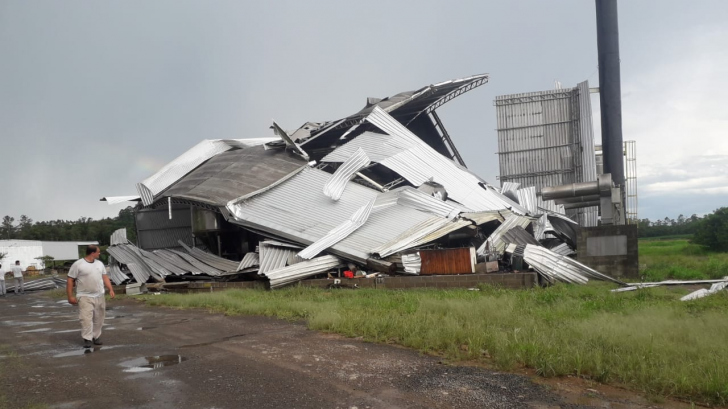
[{"x1": 576, "y1": 224, "x2": 638, "y2": 279}]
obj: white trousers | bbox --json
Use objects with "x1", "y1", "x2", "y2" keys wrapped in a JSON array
[
  {"x1": 0, "y1": 280, "x2": 5, "y2": 295},
  {"x1": 78, "y1": 296, "x2": 106, "y2": 341}
]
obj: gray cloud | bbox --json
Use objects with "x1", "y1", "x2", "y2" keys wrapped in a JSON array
[{"x1": 1, "y1": 0, "x2": 726, "y2": 222}]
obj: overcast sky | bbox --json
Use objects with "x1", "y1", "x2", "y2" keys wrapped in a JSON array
[{"x1": 1, "y1": 0, "x2": 726, "y2": 223}]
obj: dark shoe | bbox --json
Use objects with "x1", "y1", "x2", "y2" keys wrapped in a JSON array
[
  {"x1": 83, "y1": 339, "x2": 93, "y2": 348},
  {"x1": 92, "y1": 338, "x2": 103, "y2": 345}
]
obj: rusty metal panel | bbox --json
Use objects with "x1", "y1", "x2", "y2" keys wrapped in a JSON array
[{"x1": 419, "y1": 247, "x2": 475, "y2": 275}]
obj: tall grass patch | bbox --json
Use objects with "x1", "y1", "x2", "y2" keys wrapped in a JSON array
[
  {"x1": 144, "y1": 283, "x2": 728, "y2": 404},
  {"x1": 639, "y1": 238, "x2": 728, "y2": 281}
]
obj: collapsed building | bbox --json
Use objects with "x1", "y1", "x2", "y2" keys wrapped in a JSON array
[{"x1": 102, "y1": 74, "x2": 629, "y2": 289}]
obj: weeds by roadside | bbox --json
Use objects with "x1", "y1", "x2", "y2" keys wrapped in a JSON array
[{"x1": 141, "y1": 283, "x2": 728, "y2": 405}]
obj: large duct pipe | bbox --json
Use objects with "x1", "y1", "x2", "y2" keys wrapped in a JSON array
[
  {"x1": 542, "y1": 181, "x2": 599, "y2": 201},
  {"x1": 555, "y1": 195, "x2": 601, "y2": 205},
  {"x1": 596, "y1": 0, "x2": 625, "y2": 187},
  {"x1": 564, "y1": 201, "x2": 601, "y2": 210}
]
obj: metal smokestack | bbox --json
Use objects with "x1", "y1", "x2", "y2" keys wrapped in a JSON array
[{"x1": 595, "y1": 0, "x2": 624, "y2": 188}]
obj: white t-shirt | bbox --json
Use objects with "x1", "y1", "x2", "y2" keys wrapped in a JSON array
[
  {"x1": 0, "y1": 267, "x2": 5, "y2": 280},
  {"x1": 12, "y1": 266, "x2": 23, "y2": 278},
  {"x1": 68, "y1": 259, "x2": 107, "y2": 298}
]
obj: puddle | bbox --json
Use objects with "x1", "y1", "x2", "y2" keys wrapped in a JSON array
[
  {"x1": 53, "y1": 329, "x2": 81, "y2": 334},
  {"x1": 106, "y1": 327, "x2": 116, "y2": 331},
  {"x1": 104, "y1": 315, "x2": 125, "y2": 320},
  {"x1": 56, "y1": 300, "x2": 71, "y2": 304},
  {"x1": 119, "y1": 355, "x2": 187, "y2": 373},
  {"x1": 19, "y1": 327, "x2": 51, "y2": 333},
  {"x1": 53, "y1": 345, "x2": 121, "y2": 358},
  {"x1": 136, "y1": 327, "x2": 157, "y2": 331}
]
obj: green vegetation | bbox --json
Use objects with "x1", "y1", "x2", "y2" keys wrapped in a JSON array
[
  {"x1": 0, "y1": 207, "x2": 136, "y2": 245},
  {"x1": 693, "y1": 207, "x2": 728, "y2": 252},
  {"x1": 142, "y1": 284, "x2": 728, "y2": 405},
  {"x1": 639, "y1": 238, "x2": 728, "y2": 281}
]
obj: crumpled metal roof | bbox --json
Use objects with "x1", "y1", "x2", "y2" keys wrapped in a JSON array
[
  {"x1": 136, "y1": 138, "x2": 278, "y2": 206},
  {"x1": 322, "y1": 107, "x2": 528, "y2": 214},
  {"x1": 477, "y1": 214, "x2": 536, "y2": 256},
  {"x1": 258, "y1": 240, "x2": 303, "y2": 275},
  {"x1": 160, "y1": 145, "x2": 306, "y2": 207},
  {"x1": 226, "y1": 167, "x2": 468, "y2": 263},
  {"x1": 322, "y1": 148, "x2": 371, "y2": 201},
  {"x1": 264, "y1": 255, "x2": 342, "y2": 289},
  {"x1": 298, "y1": 199, "x2": 375, "y2": 259},
  {"x1": 301, "y1": 74, "x2": 489, "y2": 158},
  {"x1": 521, "y1": 244, "x2": 626, "y2": 285}
]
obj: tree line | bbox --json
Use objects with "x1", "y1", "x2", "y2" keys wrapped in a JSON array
[
  {"x1": 0, "y1": 207, "x2": 137, "y2": 245},
  {"x1": 638, "y1": 207, "x2": 727, "y2": 251}
]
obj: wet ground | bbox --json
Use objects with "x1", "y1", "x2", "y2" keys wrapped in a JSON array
[{"x1": 0, "y1": 293, "x2": 699, "y2": 409}]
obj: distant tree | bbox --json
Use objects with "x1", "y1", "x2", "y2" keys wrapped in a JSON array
[
  {"x1": 0, "y1": 216, "x2": 16, "y2": 239},
  {"x1": 17, "y1": 215, "x2": 33, "y2": 239},
  {"x1": 693, "y1": 207, "x2": 728, "y2": 252},
  {"x1": 677, "y1": 214, "x2": 686, "y2": 225}
]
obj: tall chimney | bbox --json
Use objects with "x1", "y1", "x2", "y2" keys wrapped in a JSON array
[{"x1": 595, "y1": 0, "x2": 624, "y2": 187}]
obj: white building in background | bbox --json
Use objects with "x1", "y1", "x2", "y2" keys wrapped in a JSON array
[{"x1": 0, "y1": 240, "x2": 99, "y2": 270}]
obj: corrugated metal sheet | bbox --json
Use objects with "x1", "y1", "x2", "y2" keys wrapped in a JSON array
[
  {"x1": 395, "y1": 188, "x2": 465, "y2": 219},
  {"x1": 516, "y1": 187, "x2": 537, "y2": 214},
  {"x1": 460, "y1": 211, "x2": 505, "y2": 225},
  {"x1": 477, "y1": 214, "x2": 535, "y2": 256},
  {"x1": 177, "y1": 241, "x2": 240, "y2": 272},
  {"x1": 501, "y1": 226, "x2": 541, "y2": 247},
  {"x1": 420, "y1": 247, "x2": 475, "y2": 275},
  {"x1": 401, "y1": 253, "x2": 421, "y2": 274},
  {"x1": 258, "y1": 241, "x2": 301, "y2": 275},
  {"x1": 371, "y1": 217, "x2": 471, "y2": 258},
  {"x1": 322, "y1": 148, "x2": 371, "y2": 201},
  {"x1": 298, "y1": 199, "x2": 375, "y2": 260},
  {"x1": 360, "y1": 107, "x2": 528, "y2": 213},
  {"x1": 265, "y1": 255, "x2": 342, "y2": 289},
  {"x1": 681, "y1": 281, "x2": 728, "y2": 301},
  {"x1": 169, "y1": 249, "x2": 223, "y2": 276},
  {"x1": 106, "y1": 245, "x2": 156, "y2": 281},
  {"x1": 110, "y1": 228, "x2": 127, "y2": 246},
  {"x1": 522, "y1": 244, "x2": 625, "y2": 285},
  {"x1": 237, "y1": 252, "x2": 260, "y2": 270},
  {"x1": 162, "y1": 145, "x2": 306, "y2": 207},
  {"x1": 226, "y1": 167, "x2": 459, "y2": 263},
  {"x1": 496, "y1": 81, "x2": 598, "y2": 226},
  {"x1": 321, "y1": 132, "x2": 416, "y2": 163},
  {"x1": 550, "y1": 243, "x2": 575, "y2": 256},
  {"x1": 108, "y1": 264, "x2": 128, "y2": 285},
  {"x1": 136, "y1": 138, "x2": 277, "y2": 206},
  {"x1": 126, "y1": 263, "x2": 151, "y2": 284},
  {"x1": 501, "y1": 182, "x2": 520, "y2": 194}
]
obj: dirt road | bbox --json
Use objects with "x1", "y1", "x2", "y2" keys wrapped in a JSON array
[{"x1": 0, "y1": 293, "x2": 687, "y2": 409}]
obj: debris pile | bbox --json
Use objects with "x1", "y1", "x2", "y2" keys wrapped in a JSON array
[{"x1": 103, "y1": 74, "x2": 625, "y2": 289}]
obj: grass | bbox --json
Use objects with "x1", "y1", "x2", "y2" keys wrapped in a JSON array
[
  {"x1": 140, "y1": 283, "x2": 728, "y2": 405},
  {"x1": 639, "y1": 238, "x2": 728, "y2": 281}
]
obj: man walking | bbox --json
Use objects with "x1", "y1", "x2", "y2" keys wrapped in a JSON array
[
  {"x1": 67, "y1": 245, "x2": 115, "y2": 348},
  {"x1": 11, "y1": 261, "x2": 24, "y2": 295},
  {"x1": 0, "y1": 264, "x2": 6, "y2": 297}
]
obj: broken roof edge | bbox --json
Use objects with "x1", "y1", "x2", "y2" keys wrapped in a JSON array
[
  {"x1": 300, "y1": 73, "x2": 489, "y2": 147},
  {"x1": 136, "y1": 138, "x2": 278, "y2": 207}
]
